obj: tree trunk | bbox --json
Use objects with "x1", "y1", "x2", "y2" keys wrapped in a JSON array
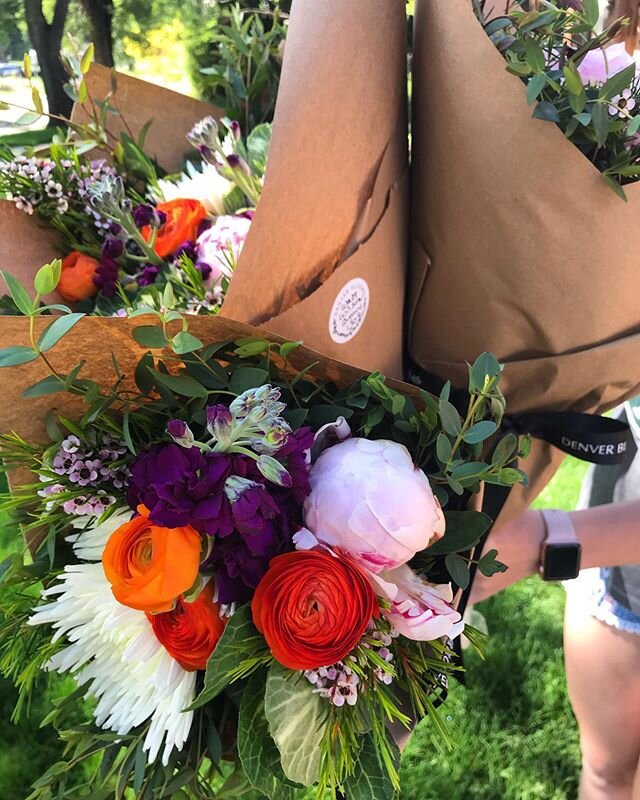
[
  {"x1": 80, "y1": 0, "x2": 114, "y2": 67},
  {"x1": 24, "y1": 0, "x2": 72, "y2": 121}
]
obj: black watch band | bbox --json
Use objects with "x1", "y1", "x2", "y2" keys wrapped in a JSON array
[{"x1": 539, "y1": 510, "x2": 582, "y2": 581}]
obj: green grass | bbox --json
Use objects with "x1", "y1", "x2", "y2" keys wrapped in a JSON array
[{"x1": 0, "y1": 459, "x2": 588, "y2": 798}]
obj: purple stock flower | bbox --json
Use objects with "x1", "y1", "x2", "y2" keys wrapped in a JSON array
[
  {"x1": 133, "y1": 204, "x2": 166, "y2": 229},
  {"x1": 138, "y1": 264, "x2": 160, "y2": 287},
  {"x1": 102, "y1": 235, "x2": 124, "y2": 260},
  {"x1": 127, "y1": 429, "x2": 315, "y2": 605},
  {"x1": 94, "y1": 257, "x2": 119, "y2": 296},
  {"x1": 126, "y1": 444, "x2": 235, "y2": 535},
  {"x1": 173, "y1": 241, "x2": 197, "y2": 262}
]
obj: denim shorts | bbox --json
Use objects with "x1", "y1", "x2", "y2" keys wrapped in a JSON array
[{"x1": 580, "y1": 567, "x2": 640, "y2": 636}]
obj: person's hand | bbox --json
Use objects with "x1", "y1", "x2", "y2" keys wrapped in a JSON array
[{"x1": 468, "y1": 509, "x2": 546, "y2": 605}]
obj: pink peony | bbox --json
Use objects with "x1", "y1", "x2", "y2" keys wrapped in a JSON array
[
  {"x1": 196, "y1": 214, "x2": 252, "y2": 284},
  {"x1": 577, "y1": 42, "x2": 639, "y2": 86},
  {"x1": 373, "y1": 564, "x2": 464, "y2": 642},
  {"x1": 298, "y1": 438, "x2": 445, "y2": 574}
]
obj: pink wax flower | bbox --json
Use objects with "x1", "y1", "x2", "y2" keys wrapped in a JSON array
[
  {"x1": 195, "y1": 214, "x2": 252, "y2": 284},
  {"x1": 297, "y1": 437, "x2": 445, "y2": 574},
  {"x1": 577, "y1": 42, "x2": 638, "y2": 86}
]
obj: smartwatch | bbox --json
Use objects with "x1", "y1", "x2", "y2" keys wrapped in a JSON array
[{"x1": 539, "y1": 510, "x2": 581, "y2": 581}]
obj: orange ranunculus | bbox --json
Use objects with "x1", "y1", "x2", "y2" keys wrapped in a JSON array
[
  {"x1": 147, "y1": 581, "x2": 227, "y2": 671},
  {"x1": 142, "y1": 198, "x2": 208, "y2": 259},
  {"x1": 57, "y1": 251, "x2": 99, "y2": 302},
  {"x1": 251, "y1": 549, "x2": 379, "y2": 671},
  {"x1": 102, "y1": 505, "x2": 202, "y2": 613}
]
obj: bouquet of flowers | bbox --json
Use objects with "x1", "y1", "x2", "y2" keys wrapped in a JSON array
[
  {"x1": 476, "y1": 0, "x2": 640, "y2": 197},
  {"x1": 0, "y1": 56, "x2": 267, "y2": 315},
  {"x1": 407, "y1": 0, "x2": 640, "y2": 517},
  {"x1": 0, "y1": 280, "x2": 526, "y2": 799}
]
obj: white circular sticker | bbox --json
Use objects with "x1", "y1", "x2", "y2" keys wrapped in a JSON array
[{"x1": 328, "y1": 278, "x2": 370, "y2": 344}]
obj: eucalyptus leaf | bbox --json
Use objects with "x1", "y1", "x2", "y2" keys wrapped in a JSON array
[
  {"x1": 132, "y1": 325, "x2": 169, "y2": 349},
  {"x1": 229, "y1": 367, "x2": 269, "y2": 395},
  {"x1": 462, "y1": 420, "x2": 497, "y2": 445},
  {"x1": 477, "y1": 548, "x2": 509, "y2": 577},
  {"x1": 0, "y1": 346, "x2": 38, "y2": 367},
  {"x1": 150, "y1": 370, "x2": 209, "y2": 398},
  {"x1": 22, "y1": 375, "x2": 64, "y2": 398},
  {"x1": 445, "y1": 553, "x2": 471, "y2": 590},
  {"x1": 37, "y1": 313, "x2": 85, "y2": 352},
  {"x1": 172, "y1": 331, "x2": 203, "y2": 354},
  {"x1": 439, "y1": 398, "x2": 462, "y2": 437},
  {"x1": 1, "y1": 271, "x2": 34, "y2": 316}
]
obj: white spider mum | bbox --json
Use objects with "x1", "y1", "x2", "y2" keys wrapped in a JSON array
[
  {"x1": 29, "y1": 512, "x2": 197, "y2": 766},
  {"x1": 154, "y1": 160, "x2": 232, "y2": 216}
]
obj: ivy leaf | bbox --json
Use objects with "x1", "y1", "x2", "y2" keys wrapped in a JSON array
[
  {"x1": 445, "y1": 553, "x2": 471, "y2": 590},
  {"x1": 37, "y1": 313, "x2": 85, "y2": 352},
  {"x1": 238, "y1": 671, "x2": 297, "y2": 800},
  {"x1": 478, "y1": 548, "x2": 509, "y2": 577},
  {"x1": 264, "y1": 663, "x2": 327, "y2": 787},
  {"x1": 190, "y1": 606, "x2": 261, "y2": 709},
  {"x1": 342, "y1": 733, "x2": 398, "y2": 800}
]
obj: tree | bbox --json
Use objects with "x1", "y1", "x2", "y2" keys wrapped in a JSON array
[
  {"x1": 24, "y1": 0, "x2": 73, "y2": 119},
  {"x1": 80, "y1": 0, "x2": 114, "y2": 67}
]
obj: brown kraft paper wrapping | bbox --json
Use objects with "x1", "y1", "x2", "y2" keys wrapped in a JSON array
[
  {"x1": 409, "y1": 0, "x2": 640, "y2": 519},
  {"x1": 221, "y1": 0, "x2": 409, "y2": 379},
  {"x1": 2, "y1": 1, "x2": 409, "y2": 378}
]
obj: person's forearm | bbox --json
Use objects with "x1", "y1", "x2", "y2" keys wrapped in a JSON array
[{"x1": 469, "y1": 499, "x2": 640, "y2": 605}]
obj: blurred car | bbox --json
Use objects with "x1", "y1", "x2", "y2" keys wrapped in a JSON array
[{"x1": 0, "y1": 63, "x2": 24, "y2": 78}]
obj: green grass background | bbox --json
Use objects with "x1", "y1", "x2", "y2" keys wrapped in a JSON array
[{"x1": 0, "y1": 458, "x2": 589, "y2": 799}]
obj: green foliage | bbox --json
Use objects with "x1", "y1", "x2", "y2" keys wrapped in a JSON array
[
  {"x1": 264, "y1": 663, "x2": 326, "y2": 786},
  {"x1": 477, "y1": 0, "x2": 640, "y2": 196},
  {"x1": 186, "y1": 1, "x2": 290, "y2": 129}
]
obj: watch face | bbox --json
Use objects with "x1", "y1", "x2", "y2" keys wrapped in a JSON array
[{"x1": 543, "y1": 543, "x2": 581, "y2": 581}]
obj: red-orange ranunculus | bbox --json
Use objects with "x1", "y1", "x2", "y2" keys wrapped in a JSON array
[
  {"x1": 57, "y1": 251, "x2": 99, "y2": 302},
  {"x1": 148, "y1": 581, "x2": 226, "y2": 671},
  {"x1": 102, "y1": 505, "x2": 202, "y2": 613},
  {"x1": 142, "y1": 198, "x2": 208, "y2": 258},
  {"x1": 251, "y1": 550, "x2": 379, "y2": 670}
]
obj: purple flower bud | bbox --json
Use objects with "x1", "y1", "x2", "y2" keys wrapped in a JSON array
[
  {"x1": 206, "y1": 404, "x2": 233, "y2": 442},
  {"x1": 256, "y1": 454, "x2": 292, "y2": 488},
  {"x1": 226, "y1": 154, "x2": 251, "y2": 177},
  {"x1": 167, "y1": 419, "x2": 195, "y2": 448},
  {"x1": 230, "y1": 120, "x2": 241, "y2": 142},
  {"x1": 137, "y1": 264, "x2": 160, "y2": 287}
]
